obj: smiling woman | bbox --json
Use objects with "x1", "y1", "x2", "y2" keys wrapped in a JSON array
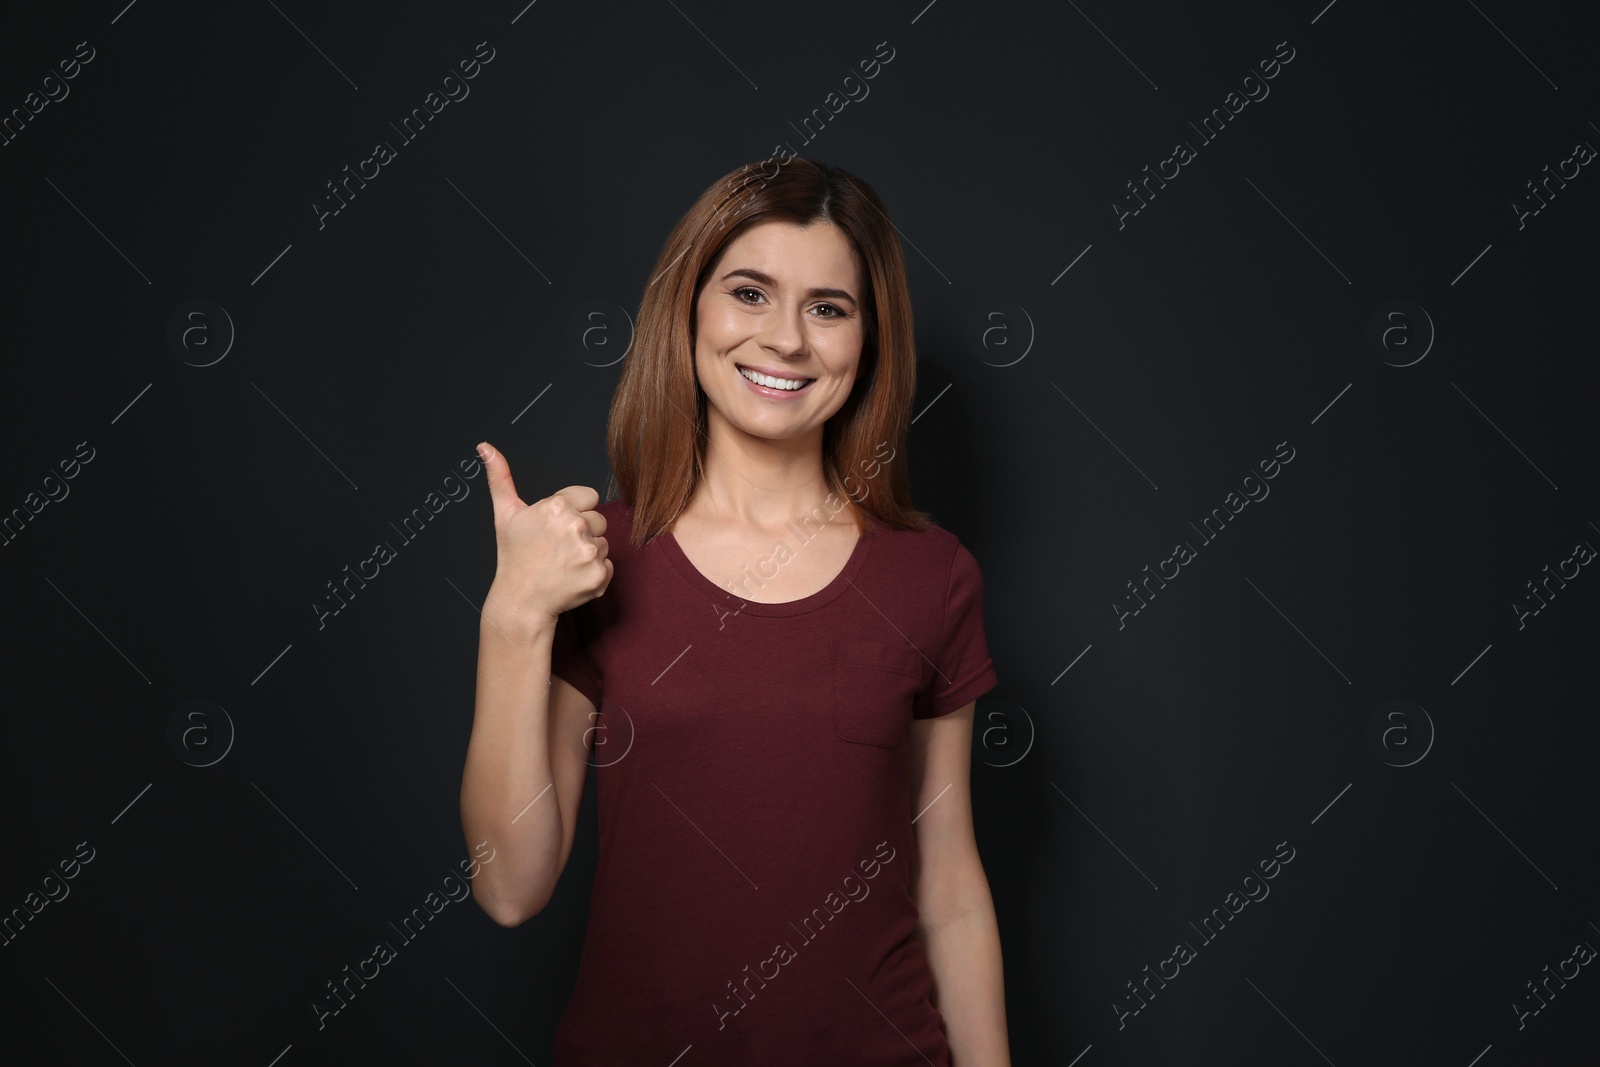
[
  {"x1": 605, "y1": 159, "x2": 921, "y2": 548},
  {"x1": 460, "y1": 157, "x2": 1010, "y2": 1067}
]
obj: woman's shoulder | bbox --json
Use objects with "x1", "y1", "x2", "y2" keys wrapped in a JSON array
[{"x1": 869, "y1": 515, "x2": 983, "y2": 573}]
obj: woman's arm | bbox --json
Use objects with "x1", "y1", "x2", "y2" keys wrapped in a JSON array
[
  {"x1": 460, "y1": 608, "x2": 592, "y2": 926},
  {"x1": 460, "y1": 448, "x2": 611, "y2": 927},
  {"x1": 908, "y1": 701, "x2": 1012, "y2": 1066}
]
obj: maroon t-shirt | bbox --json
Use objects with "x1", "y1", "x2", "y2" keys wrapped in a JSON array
[{"x1": 547, "y1": 498, "x2": 998, "y2": 1066}]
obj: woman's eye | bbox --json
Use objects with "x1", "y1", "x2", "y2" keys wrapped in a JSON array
[{"x1": 730, "y1": 288, "x2": 844, "y2": 319}]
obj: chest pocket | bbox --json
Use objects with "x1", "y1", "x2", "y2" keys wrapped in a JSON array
[{"x1": 832, "y1": 639, "x2": 926, "y2": 748}]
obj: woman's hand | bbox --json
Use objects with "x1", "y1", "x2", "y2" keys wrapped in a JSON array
[{"x1": 477, "y1": 440, "x2": 612, "y2": 632}]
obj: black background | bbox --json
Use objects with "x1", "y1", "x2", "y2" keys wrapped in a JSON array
[{"x1": 2, "y1": 1, "x2": 1596, "y2": 1064}]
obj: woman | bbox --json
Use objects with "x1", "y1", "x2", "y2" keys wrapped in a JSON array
[{"x1": 460, "y1": 157, "x2": 1010, "y2": 1065}]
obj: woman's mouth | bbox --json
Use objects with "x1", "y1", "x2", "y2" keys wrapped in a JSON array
[{"x1": 736, "y1": 364, "x2": 816, "y2": 395}]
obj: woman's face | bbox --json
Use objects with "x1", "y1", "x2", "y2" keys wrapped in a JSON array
[{"x1": 693, "y1": 219, "x2": 866, "y2": 444}]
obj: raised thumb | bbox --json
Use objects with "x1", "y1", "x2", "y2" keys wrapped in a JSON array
[{"x1": 477, "y1": 441, "x2": 523, "y2": 517}]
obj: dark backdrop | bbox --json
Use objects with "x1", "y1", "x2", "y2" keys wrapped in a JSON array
[{"x1": 2, "y1": 1, "x2": 1595, "y2": 1064}]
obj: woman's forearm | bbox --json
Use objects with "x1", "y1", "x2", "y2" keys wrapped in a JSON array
[
  {"x1": 917, "y1": 878, "x2": 1012, "y2": 1066},
  {"x1": 459, "y1": 600, "x2": 565, "y2": 926}
]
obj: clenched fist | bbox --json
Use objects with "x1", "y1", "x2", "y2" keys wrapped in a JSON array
[{"x1": 477, "y1": 441, "x2": 612, "y2": 631}]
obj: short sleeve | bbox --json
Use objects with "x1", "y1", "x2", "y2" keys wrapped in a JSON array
[
  {"x1": 913, "y1": 542, "x2": 999, "y2": 718},
  {"x1": 550, "y1": 601, "x2": 603, "y2": 709}
]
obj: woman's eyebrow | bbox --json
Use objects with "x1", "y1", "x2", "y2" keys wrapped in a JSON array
[{"x1": 719, "y1": 268, "x2": 857, "y2": 305}]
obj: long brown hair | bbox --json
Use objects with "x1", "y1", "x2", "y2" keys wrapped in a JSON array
[{"x1": 604, "y1": 156, "x2": 931, "y2": 548}]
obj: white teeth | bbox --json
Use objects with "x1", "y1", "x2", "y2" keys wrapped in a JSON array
[{"x1": 739, "y1": 367, "x2": 811, "y2": 391}]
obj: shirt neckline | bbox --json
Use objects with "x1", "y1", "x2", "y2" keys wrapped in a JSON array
[{"x1": 658, "y1": 519, "x2": 875, "y2": 617}]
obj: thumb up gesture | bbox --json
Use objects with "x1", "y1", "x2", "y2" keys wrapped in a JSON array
[{"x1": 477, "y1": 441, "x2": 612, "y2": 631}]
